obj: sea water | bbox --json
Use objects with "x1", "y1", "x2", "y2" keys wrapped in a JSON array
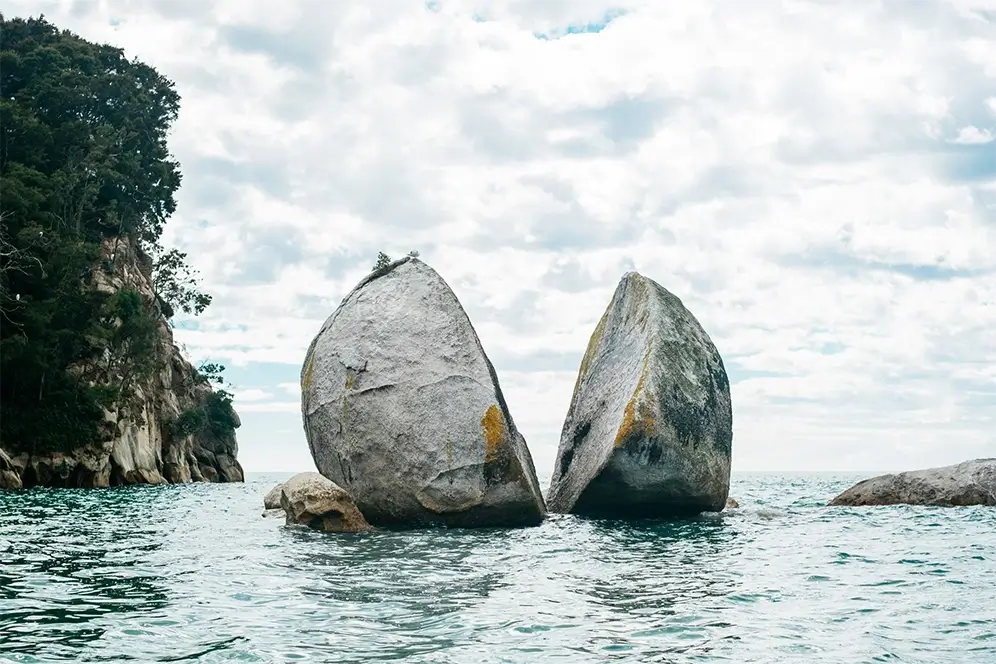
[{"x1": 1, "y1": 472, "x2": 994, "y2": 663}]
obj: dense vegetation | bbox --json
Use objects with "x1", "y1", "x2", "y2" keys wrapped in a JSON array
[{"x1": 0, "y1": 15, "x2": 225, "y2": 454}]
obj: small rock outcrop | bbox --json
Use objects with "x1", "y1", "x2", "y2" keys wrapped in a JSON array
[
  {"x1": 0, "y1": 449, "x2": 22, "y2": 490},
  {"x1": 280, "y1": 472, "x2": 371, "y2": 532},
  {"x1": 726, "y1": 497, "x2": 740, "y2": 509},
  {"x1": 263, "y1": 483, "x2": 284, "y2": 510},
  {"x1": 829, "y1": 459, "x2": 996, "y2": 507},
  {"x1": 548, "y1": 272, "x2": 733, "y2": 518},
  {"x1": 0, "y1": 237, "x2": 243, "y2": 488},
  {"x1": 300, "y1": 257, "x2": 546, "y2": 527}
]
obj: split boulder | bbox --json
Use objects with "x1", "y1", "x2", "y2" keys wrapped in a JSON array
[
  {"x1": 300, "y1": 257, "x2": 546, "y2": 527},
  {"x1": 548, "y1": 272, "x2": 733, "y2": 517}
]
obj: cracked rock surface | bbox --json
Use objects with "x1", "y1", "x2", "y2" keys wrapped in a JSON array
[
  {"x1": 830, "y1": 459, "x2": 996, "y2": 507},
  {"x1": 548, "y1": 272, "x2": 733, "y2": 518},
  {"x1": 300, "y1": 257, "x2": 546, "y2": 528},
  {"x1": 279, "y1": 472, "x2": 372, "y2": 532}
]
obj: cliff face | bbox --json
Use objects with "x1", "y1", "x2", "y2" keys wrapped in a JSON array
[{"x1": 0, "y1": 237, "x2": 243, "y2": 489}]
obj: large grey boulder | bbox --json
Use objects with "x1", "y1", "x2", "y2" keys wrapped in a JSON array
[
  {"x1": 548, "y1": 272, "x2": 733, "y2": 517},
  {"x1": 300, "y1": 257, "x2": 546, "y2": 527},
  {"x1": 280, "y1": 472, "x2": 372, "y2": 532},
  {"x1": 830, "y1": 459, "x2": 996, "y2": 507}
]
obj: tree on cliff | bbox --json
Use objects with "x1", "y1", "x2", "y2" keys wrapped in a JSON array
[{"x1": 0, "y1": 15, "x2": 215, "y2": 453}]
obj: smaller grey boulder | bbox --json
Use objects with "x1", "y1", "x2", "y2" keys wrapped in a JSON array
[
  {"x1": 279, "y1": 472, "x2": 372, "y2": 532},
  {"x1": 830, "y1": 459, "x2": 996, "y2": 507},
  {"x1": 725, "y1": 497, "x2": 739, "y2": 509},
  {"x1": 263, "y1": 483, "x2": 284, "y2": 510}
]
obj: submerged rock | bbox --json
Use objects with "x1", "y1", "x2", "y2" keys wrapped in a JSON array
[
  {"x1": 301, "y1": 257, "x2": 546, "y2": 527},
  {"x1": 548, "y1": 272, "x2": 733, "y2": 518},
  {"x1": 829, "y1": 459, "x2": 996, "y2": 507},
  {"x1": 263, "y1": 483, "x2": 284, "y2": 510},
  {"x1": 279, "y1": 472, "x2": 371, "y2": 532}
]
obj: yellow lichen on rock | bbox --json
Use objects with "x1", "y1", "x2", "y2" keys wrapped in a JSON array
[
  {"x1": 481, "y1": 404, "x2": 506, "y2": 463},
  {"x1": 302, "y1": 352, "x2": 315, "y2": 391},
  {"x1": 614, "y1": 351, "x2": 653, "y2": 449},
  {"x1": 572, "y1": 308, "x2": 610, "y2": 400}
]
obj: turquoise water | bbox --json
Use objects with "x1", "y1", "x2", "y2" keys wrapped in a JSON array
[{"x1": 1, "y1": 472, "x2": 994, "y2": 663}]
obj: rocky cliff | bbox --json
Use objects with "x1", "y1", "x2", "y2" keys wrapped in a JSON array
[{"x1": 0, "y1": 237, "x2": 243, "y2": 489}]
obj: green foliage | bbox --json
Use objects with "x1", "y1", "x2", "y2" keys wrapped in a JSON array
[
  {"x1": 152, "y1": 247, "x2": 211, "y2": 317},
  {"x1": 204, "y1": 389, "x2": 239, "y2": 435},
  {"x1": 172, "y1": 407, "x2": 207, "y2": 439},
  {"x1": 0, "y1": 14, "x2": 181, "y2": 244},
  {"x1": 0, "y1": 15, "x2": 211, "y2": 454},
  {"x1": 373, "y1": 252, "x2": 392, "y2": 271},
  {"x1": 195, "y1": 362, "x2": 226, "y2": 385},
  {"x1": 170, "y1": 363, "x2": 239, "y2": 439}
]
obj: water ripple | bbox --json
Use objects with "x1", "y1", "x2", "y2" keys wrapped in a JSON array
[{"x1": 1, "y1": 473, "x2": 994, "y2": 663}]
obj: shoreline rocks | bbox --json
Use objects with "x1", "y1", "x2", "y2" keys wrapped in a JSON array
[
  {"x1": 547, "y1": 272, "x2": 733, "y2": 518},
  {"x1": 829, "y1": 459, "x2": 996, "y2": 507},
  {"x1": 300, "y1": 257, "x2": 546, "y2": 528},
  {"x1": 0, "y1": 449, "x2": 22, "y2": 490}
]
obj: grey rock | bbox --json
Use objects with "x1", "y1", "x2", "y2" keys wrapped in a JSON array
[
  {"x1": 263, "y1": 483, "x2": 285, "y2": 510},
  {"x1": 0, "y1": 448, "x2": 21, "y2": 490},
  {"x1": 548, "y1": 272, "x2": 733, "y2": 517},
  {"x1": 262, "y1": 508, "x2": 285, "y2": 518},
  {"x1": 725, "y1": 497, "x2": 740, "y2": 509},
  {"x1": 279, "y1": 472, "x2": 371, "y2": 532},
  {"x1": 829, "y1": 459, "x2": 996, "y2": 507},
  {"x1": 301, "y1": 257, "x2": 546, "y2": 527}
]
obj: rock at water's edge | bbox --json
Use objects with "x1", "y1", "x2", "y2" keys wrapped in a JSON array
[
  {"x1": 301, "y1": 257, "x2": 546, "y2": 528},
  {"x1": 725, "y1": 497, "x2": 740, "y2": 509},
  {"x1": 829, "y1": 459, "x2": 996, "y2": 507},
  {"x1": 263, "y1": 483, "x2": 284, "y2": 510},
  {"x1": 0, "y1": 449, "x2": 22, "y2": 490},
  {"x1": 280, "y1": 472, "x2": 371, "y2": 532},
  {"x1": 547, "y1": 272, "x2": 732, "y2": 518}
]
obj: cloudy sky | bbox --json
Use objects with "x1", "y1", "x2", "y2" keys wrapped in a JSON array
[{"x1": 12, "y1": 0, "x2": 995, "y2": 475}]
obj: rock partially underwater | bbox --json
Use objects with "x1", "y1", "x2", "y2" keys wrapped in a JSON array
[
  {"x1": 300, "y1": 257, "x2": 546, "y2": 527},
  {"x1": 547, "y1": 272, "x2": 733, "y2": 518},
  {"x1": 278, "y1": 472, "x2": 371, "y2": 532},
  {"x1": 830, "y1": 459, "x2": 996, "y2": 507},
  {"x1": 263, "y1": 483, "x2": 284, "y2": 510}
]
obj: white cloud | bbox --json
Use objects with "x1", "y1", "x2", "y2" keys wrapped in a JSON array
[
  {"x1": 9, "y1": 0, "x2": 994, "y2": 473},
  {"x1": 951, "y1": 125, "x2": 995, "y2": 144},
  {"x1": 233, "y1": 389, "x2": 272, "y2": 403},
  {"x1": 235, "y1": 402, "x2": 301, "y2": 414}
]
